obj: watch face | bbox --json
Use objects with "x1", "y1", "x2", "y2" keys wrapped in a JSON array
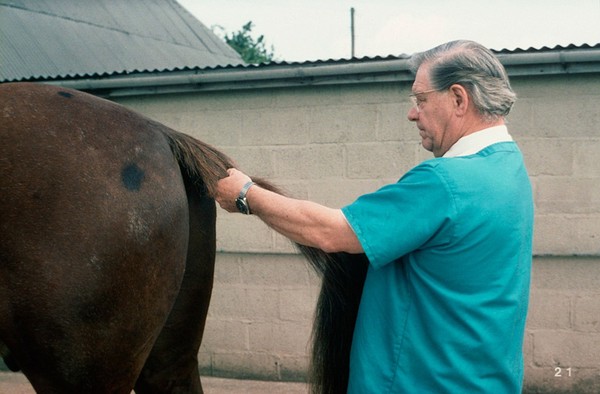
[{"x1": 236, "y1": 197, "x2": 249, "y2": 214}]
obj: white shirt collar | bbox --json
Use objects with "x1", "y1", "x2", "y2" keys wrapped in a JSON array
[{"x1": 443, "y1": 125, "x2": 513, "y2": 158}]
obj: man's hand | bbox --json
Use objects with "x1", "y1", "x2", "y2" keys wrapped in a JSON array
[{"x1": 215, "y1": 168, "x2": 253, "y2": 212}]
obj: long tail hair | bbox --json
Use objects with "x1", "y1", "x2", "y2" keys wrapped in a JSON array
[
  {"x1": 163, "y1": 128, "x2": 369, "y2": 393},
  {"x1": 297, "y1": 246, "x2": 368, "y2": 394}
]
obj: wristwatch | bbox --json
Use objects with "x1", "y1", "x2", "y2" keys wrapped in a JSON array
[{"x1": 235, "y1": 181, "x2": 255, "y2": 215}]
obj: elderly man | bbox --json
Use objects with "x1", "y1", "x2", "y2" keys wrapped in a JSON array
[{"x1": 216, "y1": 40, "x2": 533, "y2": 393}]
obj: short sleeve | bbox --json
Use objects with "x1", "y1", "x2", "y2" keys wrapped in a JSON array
[{"x1": 341, "y1": 163, "x2": 456, "y2": 268}]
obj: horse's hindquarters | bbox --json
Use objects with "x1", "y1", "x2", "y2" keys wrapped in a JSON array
[{"x1": 0, "y1": 83, "x2": 190, "y2": 392}]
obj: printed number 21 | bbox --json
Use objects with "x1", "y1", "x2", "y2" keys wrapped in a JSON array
[{"x1": 554, "y1": 367, "x2": 572, "y2": 377}]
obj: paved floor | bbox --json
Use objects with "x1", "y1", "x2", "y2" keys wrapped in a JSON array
[{"x1": 0, "y1": 372, "x2": 309, "y2": 393}]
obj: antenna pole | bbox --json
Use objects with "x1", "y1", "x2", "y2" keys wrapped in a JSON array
[{"x1": 350, "y1": 7, "x2": 355, "y2": 58}]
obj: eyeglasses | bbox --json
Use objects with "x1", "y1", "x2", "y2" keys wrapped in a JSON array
[{"x1": 409, "y1": 89, "x2": 439, "y2": 112}]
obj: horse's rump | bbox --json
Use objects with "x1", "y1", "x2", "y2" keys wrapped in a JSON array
[{"x1": 0, "y1": 82, "x2": 194, "y2": 392}]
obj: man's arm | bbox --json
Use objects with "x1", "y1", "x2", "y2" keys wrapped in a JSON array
[{"x1": 216, "y1": 168, "x2": 363, "y2": 254}]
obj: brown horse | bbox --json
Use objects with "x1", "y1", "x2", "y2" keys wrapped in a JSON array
[{"x1": 0, "y1": 82, "x2": 368, "y2": 393}]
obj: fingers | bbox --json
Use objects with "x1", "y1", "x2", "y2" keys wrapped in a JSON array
[{"x1": 216, "y1": 168, "x2": 251, "y2": 213}]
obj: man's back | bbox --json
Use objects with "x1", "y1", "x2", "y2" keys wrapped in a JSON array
[{"x1": 344, "y1": 142, "x2": 534, "y2": 393}]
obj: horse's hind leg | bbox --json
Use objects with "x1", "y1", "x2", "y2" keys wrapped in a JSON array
[
  {"x1": 0, "y1": 252, "x2": 186, "y2": 394},
  {"x1": 135, "y1": 190, "x2": 216, "y2": 394}
]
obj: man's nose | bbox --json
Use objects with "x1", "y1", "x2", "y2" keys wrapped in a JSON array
[{"x1": 407, "y1": 106, "x2": 419, "y2": 121}]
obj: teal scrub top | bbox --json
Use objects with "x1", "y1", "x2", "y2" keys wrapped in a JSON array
[{"x1": 341, "y1": 142, "x2": 534, "y2": 393}]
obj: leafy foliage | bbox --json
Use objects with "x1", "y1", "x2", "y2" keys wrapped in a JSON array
[{"x1": 217, "y1": 21, "x2": 276, "y2": 64}]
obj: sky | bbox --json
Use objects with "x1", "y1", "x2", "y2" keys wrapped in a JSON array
[{"x1": 178, "y1": 0, "x2": 600, "y2": 62}]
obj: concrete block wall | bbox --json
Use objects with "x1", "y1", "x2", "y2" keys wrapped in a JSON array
[
  {"x1": 526, "y1": 257, "x2": 600, "y2": 393},
  {"x1": 116, "y1": 72, "x2": 600, "y2": 392}
]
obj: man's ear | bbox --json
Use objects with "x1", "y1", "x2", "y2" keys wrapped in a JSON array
[{"x1": 450, "y1": 84, "x2": 469, "y2": 116}]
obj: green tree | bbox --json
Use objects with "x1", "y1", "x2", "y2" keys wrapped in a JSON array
[{"x1": 217, "y1": 21, "x2": 276, "y2": 64}]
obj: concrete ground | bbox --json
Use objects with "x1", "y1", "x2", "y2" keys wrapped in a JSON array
[{"x1": 0, "y1": 372, "x2": 309, "y2": 393}]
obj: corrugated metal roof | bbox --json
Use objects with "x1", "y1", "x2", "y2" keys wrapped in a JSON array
[
  {"x1": 229, "y1": 43, "x2": 600, "y2": 69},
  {"x1": 493, "y1": 42, "x2": 600, "y2": 54},
  {"x1": 44, "y1": 42, "x2": 600, "y2": 98},
  {"x1": 0, "y1": 0, "x2": 244, "y2": 82}
]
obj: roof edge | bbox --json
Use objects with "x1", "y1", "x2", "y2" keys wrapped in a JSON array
[{"x1": 41, "y1": 47, "x2": 600, "y2": 98}]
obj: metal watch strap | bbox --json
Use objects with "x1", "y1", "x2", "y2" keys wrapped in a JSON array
[
  {"x1": 238, "y1": 181, "x2": 255, "y2": 200},
  {"x1": 237, "y1": 181, "x2": 255, "y2": 214}
]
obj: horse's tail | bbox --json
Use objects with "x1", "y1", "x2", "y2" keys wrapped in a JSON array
[
  {"x1": 161, "y1": 128, "x2": 286, "y2": 197},
  {"x1": 162, "y1": 129, "x2": 369, "y2": 393},
  {"x1": 161, "y1": 129, "x2": 234, "y2": 196},
  {"x1": 298, "y1": 246, "x2": 369, "y2": 394}
]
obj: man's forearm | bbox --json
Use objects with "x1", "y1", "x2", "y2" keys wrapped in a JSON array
[
  {"x1": 215, "y1": 168, "x2": 363, "y2": 253},
  {"x1": 245, "y1": 186, "x2": 362, "y2": 253}
]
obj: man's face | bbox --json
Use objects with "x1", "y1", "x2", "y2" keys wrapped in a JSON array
[{"x1": 407, "y1": 64, "x2": 456, "y2": 158}]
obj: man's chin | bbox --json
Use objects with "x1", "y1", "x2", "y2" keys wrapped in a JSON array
[{"x1": 420, "y1": 139, "x2": 434, "y2": 153}]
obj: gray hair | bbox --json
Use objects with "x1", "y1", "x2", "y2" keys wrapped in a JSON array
[{"x1": 409, "y1": 40, "x2": 516, "y2": 120}]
